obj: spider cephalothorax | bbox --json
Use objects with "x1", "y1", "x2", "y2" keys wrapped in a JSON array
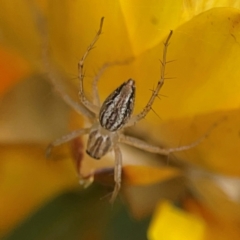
[{"x1": 99, "y1": 79, "x2": 135, "y2": 131}]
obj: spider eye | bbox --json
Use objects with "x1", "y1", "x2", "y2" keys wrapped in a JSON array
[{"x1": 99, "y1": 79, "x2": 135, "y2": 131}]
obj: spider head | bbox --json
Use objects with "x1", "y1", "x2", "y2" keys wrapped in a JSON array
[{"x1": 99, "y1": 79, "x2": 135, "y2": 131}]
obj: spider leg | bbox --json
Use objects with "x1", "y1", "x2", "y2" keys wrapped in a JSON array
[
  {"x1": 46, "y1": 128, "x2": 90, "y2": 157},
  {"x1": 47, "y1": 70, "x2": 96, "y2": 120},
  {"x1": 30, "y1": 3, "x2": 95, "y2": 119},
  {"x1": 78, "y1": 17, "x2": 104, "y2": 114},
  {"x1": 126, "y1": 31, "x2": 173, "y2": 127},
  {"x1": 119, "y1": 132, "x2": 208, "y2": 156},
  {"x1": 92, "y1": 58, "x2": 135, "y2": 107},
  {"x1": 110, "y1": 145, "x2": 123, "y2": 203}
]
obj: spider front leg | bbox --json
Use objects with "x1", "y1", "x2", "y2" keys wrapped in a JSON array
[
  {"x1": 110, "y1": 145, "x2": 123, "y2": 203},
  {"x1": 126, "y1": 31, "x2": 173, "y2": 127},
  {"x1": 92, "y1": 58, "x2": 135, "y2": 106},
  {"x1": 78, "y1": 17, "x2": 104, "y2": 114},
  {"x1": 46, "y1": 128, "x2": 90, "y2": 157}
]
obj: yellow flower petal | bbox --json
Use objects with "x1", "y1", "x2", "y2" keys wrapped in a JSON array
[
  {"x1": 151, "y1": 109, "x2": 240, "y2": 176},
  {"x1": 184, "y1": 197, "x2": 240, "y2": 240},
  {"x1": 0, "y1": 144, "x2": 78, "y2": 235},
  {"x1": 119, "y1": 0, "x2": 184, "y2": 55},
  {"x1": 148, "y1": 201, "x2": 206, "y2": 240},
  {"x1": 123, "y1": 165, "x2": 181, "y2": 185},
  {"x1": 130, "y1": 8, "x2": 240, "y2": 121}
]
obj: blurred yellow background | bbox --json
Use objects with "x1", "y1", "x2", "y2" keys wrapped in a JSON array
[{"x1": 0, "y1": 1, "x2": 240, "y2": 240}]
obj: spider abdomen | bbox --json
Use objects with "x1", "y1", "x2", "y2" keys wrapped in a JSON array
[
  {"x1": 86, "y1": 127, "x2": 117, "y2": 159},
  {"x1": 99, "y1": 79, "x2": 135, "y2": 131}
]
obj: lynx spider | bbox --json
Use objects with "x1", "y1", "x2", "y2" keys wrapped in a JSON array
[{"x1": 46, "y1": 17, "x2": 206, "y2": 203}]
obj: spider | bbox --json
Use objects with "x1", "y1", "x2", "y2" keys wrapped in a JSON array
[{"x1": 45, "y1": 17, "x2": 206, "y2": 203}]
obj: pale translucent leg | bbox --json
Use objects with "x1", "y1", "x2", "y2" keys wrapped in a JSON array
[
  {"x1": 78, "y1": 18, "x2": 104, "y2": 114},
  {"x1": 119, "y1": 132, "x2": 208, "y2": 156},
  {"x1": 110, "y1": 144, "x2": 123, "y2": 203},
  {"x1": 47, "y1": 70, "x2": 96, "y2": 120},
  {"x1": 125, "y1": 31, "x2": 173, "y2": 127},
  {"x1": 46, "y1": 128, "x2": 90, "y2": 157},
  {"x1": 92, "y1": 57, "x2": 135, "y2": 106},
  {"x1": 121, "y1": 117, "x2": 225, "y2": 155},
  {"x1": 30, "y1": 2, "x2": 95, "y2": 119}
]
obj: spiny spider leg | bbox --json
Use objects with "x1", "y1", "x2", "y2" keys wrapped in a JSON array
[
  {"x1": 46, "y1": 128, "x2": 90, "y2": 157},
  {"x1": 78, "y1": 17, "x2": 105, "y2": 114},
  {"x1": 30, "y1": 2, "x2": 95, "y2": 120},
  {"x1": 125, "y1": 31, "x2": 173, "y2": 127}
]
